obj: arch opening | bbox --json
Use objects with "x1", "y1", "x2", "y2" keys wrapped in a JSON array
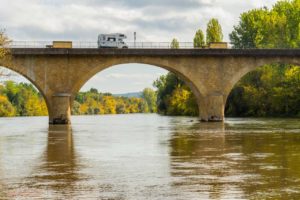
[
  {"x1": 225, "y1": 62, "x2": 300, "y2": 118},
  {"x1": 0, "y1": 66, "x2": 49, "y2": 117},
  {"x1": 71, "y1": 63, "x2": 202, "y2": 117}
]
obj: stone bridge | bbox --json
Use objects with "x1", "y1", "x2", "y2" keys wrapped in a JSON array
[{"x1": 1, "y1": 48, "x2": 299, "y2": 124}]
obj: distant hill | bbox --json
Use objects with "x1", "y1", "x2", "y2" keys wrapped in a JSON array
[{"x1": 113, "y1": 92, "x2": 142, "y2": 98}]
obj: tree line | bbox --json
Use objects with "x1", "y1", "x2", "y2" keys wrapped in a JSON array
[
  {"x1": 0, "y1": 81, "x2": 158, "y2": 117},
  {"x1": 227, "y1": 0, "x2": 300, "y2": 117},
  {"x1": 72, "y1": 88, "x2": 157, "y2": 115},
  {"x1": 0, "y1": 81, "x2": 47, "y2": 116},
  {"x1": 171, "y1": 18, "x2": 223, "y2": 49}
]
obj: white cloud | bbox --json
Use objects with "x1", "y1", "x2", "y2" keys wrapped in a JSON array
[{"x1": 1, "y1": 0, "x2": 279, "y2": 41}]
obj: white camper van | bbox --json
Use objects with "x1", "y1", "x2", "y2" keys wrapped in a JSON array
[{"x1": 97, "y1": 33, "x2": 128, "y2": 48}]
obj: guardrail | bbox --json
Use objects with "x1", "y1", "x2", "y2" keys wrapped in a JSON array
[{"x1": 8, "y1": 41, "x2": 230, "y2": 49}]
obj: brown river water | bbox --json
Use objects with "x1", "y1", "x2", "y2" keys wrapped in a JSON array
[{"x1": 0, "y1": 114, "x2": 300, "y2": 199}]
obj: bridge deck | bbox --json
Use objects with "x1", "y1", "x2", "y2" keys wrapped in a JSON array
[{"x1": 10, "y1": 48, "x2": 300, "y2": 57}]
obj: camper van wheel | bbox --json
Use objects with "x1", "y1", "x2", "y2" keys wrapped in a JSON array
[{"x1": 122, "y1": 46, "x2": 128, "y2": 49}]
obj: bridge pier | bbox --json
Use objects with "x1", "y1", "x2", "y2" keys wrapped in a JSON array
[
  {"x1": 199, "y1": 94, "x2": 225, "y2": 122},
  {"x1": 49, "y1": 94, "x2": 71, "y2": 125}
]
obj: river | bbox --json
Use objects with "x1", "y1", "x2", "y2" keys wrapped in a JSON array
[{"x1": 0, "y1": 114, "x2": 300, "y2": 199}]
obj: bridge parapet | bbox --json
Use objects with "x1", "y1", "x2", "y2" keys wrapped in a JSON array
[
  {"x1": 8, "y1": 48, "x2": 300, "y2": 57},
  {"x1": 9, "y1": 41, "x2": 300, "y2": 50}
]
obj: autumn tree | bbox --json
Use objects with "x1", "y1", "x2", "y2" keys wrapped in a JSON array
[
  {"x1": 0, "y1": 94, "x2": 15, "y2": 117},
  {"x1": 153, "y1": 72, "x2": 198, "y2": 116},
  {"x1": 0, "y1": 30, "x2": 11, "y2": 77},
  {"x1": 206, "y1": 18, "x2": 223, "y2": 44},
  {"x1": 0, "y1": 30, "x2": 10, "y2": 59}
]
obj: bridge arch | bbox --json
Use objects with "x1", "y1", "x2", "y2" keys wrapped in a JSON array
[
  {"x1": 225, "y1": 60, "x2": 300, "y2": 117},
  {"x1": 71, "y1": 62, "x2": 204, "y2": 116},
  {"x1": 72, "y1": 60, "x2": 205, "y2": 99},
  {"x1": 225, "y1": 59, "x2": 300, "y2": 98},
  {"x1": 0, "y1": 65, "x2": 50, "y2": 116}
]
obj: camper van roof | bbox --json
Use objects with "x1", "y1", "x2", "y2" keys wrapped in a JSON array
[{"x1": 99, "y1": 33, "x2": 126, "y2": 36}]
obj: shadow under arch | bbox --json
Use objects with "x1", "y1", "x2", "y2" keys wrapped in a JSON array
[
  {"x1": 225, "y1": 61, "x2": 300, "y2": 117},
  {"x1": 71, "y1": 61, "x2": 204, "y2": 113},
  {"x1": 0, "y1": 65, "x2": 50, "y2": 115}
]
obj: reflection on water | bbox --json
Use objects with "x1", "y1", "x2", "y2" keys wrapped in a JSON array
[
  {"x1": 169, "y1": 118, "x2": 300, "y2": 199},
  {"x1": 0, "y1": 115, "x2": 300, "y2": 199},
  {"x1": 27, "y1": 125, "x2": 82, "y2": 197},
  {"x1": 170, "y1": 122, "x2": 228, "y2": 199}
]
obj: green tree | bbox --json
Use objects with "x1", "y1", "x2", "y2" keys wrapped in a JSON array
[
  {"x1": 153, "y1": 72, "x2": 183, "y2": 113},
  {"x1": 206, "y1": 18, "x2": 223, "y2": 44},
  {"x1": 171, "y1": 38, "x2": 179, "y2": 49},
  {"x1": 89, "y1": 88, "x2": 98, "y2": 93},
  {"x1": 142, "y1": 88, "x2": 157, "y2": 113},
  {"x1": 193, "y1": 29, "x2": 205, "y2": 48},
  {"x1": 230, "y1": 0, "x2": 300, "y2": 49},
  {"x1": 229, "y1": 9, "x2": 268, "y2": 49},
  {"x1": 226, "y1": 0, "x2": 300, "y2": 117}
]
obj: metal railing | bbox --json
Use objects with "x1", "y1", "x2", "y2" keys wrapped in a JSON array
[
  {"x1": 7, "y1": 41, "x2": 300, "y2": 49},
  {"x1": 8, "y1": 41, "x2": 220, "y2": 49}
]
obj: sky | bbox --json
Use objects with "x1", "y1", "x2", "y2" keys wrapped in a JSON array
[{"x1": 0, "y1": 0, "x2": 279, "y2": 93}]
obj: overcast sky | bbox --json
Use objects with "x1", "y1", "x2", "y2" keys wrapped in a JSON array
[{"x1": 1, "y1": 0, "x2": 279, "y2": 93}]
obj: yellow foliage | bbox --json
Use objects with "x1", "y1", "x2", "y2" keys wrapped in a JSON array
[
  {"x1": 79, "y1": 103, "x2": 89, "y2": 114},
  {"x1": 167, "y1": 86, "x2": 191, "y2": 115},
  {"x1": 71, "y1": 90, "x2": 149, "y2": 115},
  {"x1": 103, "y1": 96, "x2": 116, "y2": 114},
  {"x1": 23, "y1": 94, "x2": 48, "y2": 116},
  {"x1": 285, "y1": 66, "x2": 300, "y2": 83},
  {"x1": 0, "y1": 95, "x2": 16, "y2": 117}
]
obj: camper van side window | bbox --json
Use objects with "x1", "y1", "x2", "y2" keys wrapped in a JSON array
[{"x1": 108, "y1": 37, "x2": 116, "y2": 42}]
